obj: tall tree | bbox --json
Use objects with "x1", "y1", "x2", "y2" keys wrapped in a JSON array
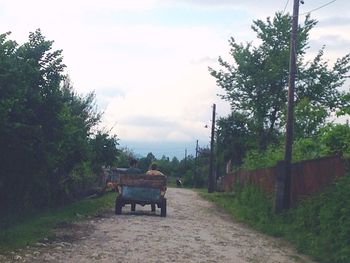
[
  {"x1": 216, "y1": 112, "x2": 255, "y2": 167},
  {"x1": 210, "y1": 13, "x2": 350, "y2": 150},
  {"x1": 0, "y1": 30, "x2": 119, "y2": 215}
]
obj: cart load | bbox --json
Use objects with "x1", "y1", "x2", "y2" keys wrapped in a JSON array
[{"x1": 115, "y1": 174, "x2": 167, "y2": 217}]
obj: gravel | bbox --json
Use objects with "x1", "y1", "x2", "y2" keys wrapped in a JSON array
[{"x1": 0, "y1": 188, "x2": 316, "y2": 263}]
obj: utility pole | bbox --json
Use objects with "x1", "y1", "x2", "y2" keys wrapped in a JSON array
[
  {"x1": 208, "y1": 103, "x2": 216, "y2": 193},
  {"x1": 184, "y1": 148, "x2": 187, "y2": 169},
  {"x1": 282, "y1": 0, "x2": 300, "y2": 210},
  {"x1": 194, "y1": 140, "x2": 198, "y2": 187}
]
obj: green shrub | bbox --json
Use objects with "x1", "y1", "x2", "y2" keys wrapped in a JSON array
[
  {"x1": 200, "y1": 184, "x2": 282, "y2": 236},
  {"x1": 242, "y1": 145, "x2": 284, "y2": 170},
  {"x1": 200, "y1": 174, "x2": 350, "y2": 263},
  {"x1": 287, "y1": 175, "x2": 350, "y2": 262},
  {"x1": 319, "y1": 124, "x2": 350, "y2": 157},
  {"x1": 0, "y1": 191, "x2": 115, "y2": 252},
  {"x1": 182, "y1": 170, "x2": 194, "y2": 187}
]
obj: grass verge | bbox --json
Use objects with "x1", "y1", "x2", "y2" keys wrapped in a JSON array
[
  {"x1": 0, "y1": 191, "x2": 116, "y2": 252},
  {"x1": 198, "y1": 174, "x2": 350, "y2": 263}
]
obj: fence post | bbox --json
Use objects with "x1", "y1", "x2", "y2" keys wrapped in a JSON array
[{"x1": 275, "y1": 160, "x2": 287, "y2": 213}]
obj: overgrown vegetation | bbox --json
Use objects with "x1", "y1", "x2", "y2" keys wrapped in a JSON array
[
  {"x1": 0, "y1": 191, "x2": 115, "y2": 252},
  {"x1": 242, "y1": 123, "x2": 350, "y2": 170},
  {"x1": 211, "y1": 12, "x2": 350, "y2": 171},
  {"x1": 0, "y1": 30, "x2": 119, "y2": 220},
  {"x1": 200, "y1": 174, "x2": 350, "y2": 263},
  {"x1": 205, "y1": 12, "x2": 350, "y2": 262}
]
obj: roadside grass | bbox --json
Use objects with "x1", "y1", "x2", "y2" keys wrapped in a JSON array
[
  {"x1": 198, "y1": 174, "x2": 350, "y2": 263},
  {"x1": 197, "y1": 186, "x2": 284, "y2": 236},
  {"x1": 0, "y1": 191, "x2": 116, "y2": 252}
]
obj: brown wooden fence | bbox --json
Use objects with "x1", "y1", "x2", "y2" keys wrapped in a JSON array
[{"x1": 222, "y1": 155, "x2": 347, "y2": 206}]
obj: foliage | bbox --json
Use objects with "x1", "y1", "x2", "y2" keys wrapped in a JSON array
[
  {"x1": 89, "y1": 131, "x2": 119, "y2": 174},
  {"x1": 193, "y1": 147, "x2": 210, "y2": 188},
  {"x1": 0, "y1": 191, "x2": 116, "y2": 252},
  {"x1": 242, "y1": 144, "x2": 284, "y2": 170},
  {"x1": 115, "y1": 147, "x2": 135, "y2": 168},
  {"x1": 216, "y1": 112, "x2": 255, "y2": 166},
  {"x1": 241, "y1": 123, "x2": 350, "y2": 170},
  {"x1": 231, "y1": 184, "x2": 277, "y2": 233},
  {"x1": 211, "y1": 12, "x2": 350, "y2": 154},
  {"x1": 337, "y1": 93, "x2": 350, "y2": 116},
  {"x1": 157, "y1": 156, "x2": 180, "y2": 177},
  {"x1": 182, "y1": 170, "x2": 194, "y2": 187},
  {"x1": 292, "y1": 137, "x2": 326, "y2": 161},
  {"x1": 0, "y1": 30, "x2": 119, "y2": 217},
  {"x1": 128, "y1": 148, "x2": 209, "y2": 188},
  {"x1": 293, "y1": 97, "x2": 328, "y2": 138},
  {"x1": 198, "y1": 186, "x2": 280, "y2": 236},
  {"x1": 200, "y1": 174, "x2": 350, "y2": 263},
  {"x1": 286, "y1": 175, "x2": 350, "y2": 262},
  {"x1": 319, "y1": 124, "x2": 350, "y2": 157},
  {"x1": 206, "y1": 12, "x2": 350, "y2": 263}
]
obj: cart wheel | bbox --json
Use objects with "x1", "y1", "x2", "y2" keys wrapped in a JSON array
[
  {"x1": 160, "y1": 199, "x2": 167, "y2": 217},
  {"x1": 151, "y1": 204, "x2": 156, "y2": 212},
  {"x1": 131, "y1": 203, "x2": 136, "y2": 212},
  {"x1": 115, "y1": 197, "x2": 122, "y2": 215}
]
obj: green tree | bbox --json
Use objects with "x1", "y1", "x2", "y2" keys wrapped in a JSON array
[
  {"x1": 293, "y1": 97, "x2": 328, "y2": 138},
  {"x1": 89, "y1": 131, "x2": 119, "y2": 174},
  {"x1": 210, "y1": 13, "x2": 350, "y2": 150},
  {"x1": 216, "y1": 112, "x2": 255, "y2": 167},
  {"x1": 170, "y1": 156, "x2": 180, "y2": 177},
  {"x1": 0, "y1": 30, "x2": 119, "y2": 215},
  {"x1": 157, "y1": 155, "x2": 172, "y2": 175},
  {"x1": 337, "y1": 93, "x2": 350, "y2": 116},
  {"x1": 115, "y1": 147, "x2": 134, "y2": 168},
  {"x1": 319, "y1": 124, "x2": 350, "y2": 156},
  {"x1": 0, "y1": 29, "x2": 68, "y2": 210}
]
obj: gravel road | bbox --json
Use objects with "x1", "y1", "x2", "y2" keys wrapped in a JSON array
[{"x1": 0, "y1": 188, "x2": 316, "y2": 263}]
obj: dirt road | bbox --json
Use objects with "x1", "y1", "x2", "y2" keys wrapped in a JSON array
[{"x1": 1, "y1": 188, "x2": 316, "y2": 263}]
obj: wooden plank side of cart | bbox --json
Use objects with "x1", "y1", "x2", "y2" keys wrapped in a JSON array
[{"x1": 115, "y1": 174, "x2": 167, "y2": 217}]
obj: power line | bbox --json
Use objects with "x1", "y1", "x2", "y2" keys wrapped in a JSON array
[
  {"x1": 283, "y1": 0, "x2": 290, "y2": 14},
  {"x1": 300, "y1": 0, "x2": 337, "y2": 16}
]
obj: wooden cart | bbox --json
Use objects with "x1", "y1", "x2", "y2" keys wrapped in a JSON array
[{"x1": 115, "y1": 174, "x2": 167, "y2": 217}]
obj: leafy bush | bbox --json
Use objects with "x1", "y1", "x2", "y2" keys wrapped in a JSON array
[
  {"x1": 287, "y1": 175, "x2": 350, "y2": 263},
  {"x1": 292, "y1": 137, "x2": 325, "y2": 161},
  {"x1": 200, "y1": 184, "x2": 282, "y2": 236},
  {"x1": 232, "y1": 184, "x2": 280, "y2": 235},
  {"x1": 182, "y1": 170, "x2": 194, "y2": 187},
  {"x1": 242, "y1": 144, "x2": 284, "y2": 170},
  {"x1": 0, "y1": 30, "x2": 119, "y2": 217},
  {"x1": 319, "y1": 124, "x2": 350, "y2": 157},
  {"x1": 241, "y1": 123, "x2": 350, "y2": 170}
]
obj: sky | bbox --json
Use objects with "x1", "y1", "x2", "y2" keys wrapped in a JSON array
[{"x1": 1, "y1": 0, "x2": 349, "y2": 159}]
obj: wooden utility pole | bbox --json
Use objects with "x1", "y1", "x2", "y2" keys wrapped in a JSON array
[
  {"x1": 282, "y1": 0, "x2": 300, "y2": 210},
  {"x1": 208, "y1": 103, "x2": 216, "y2": 193},
  {"x1": 194, "y1": 140, "x2": 198, "y2": 187}
]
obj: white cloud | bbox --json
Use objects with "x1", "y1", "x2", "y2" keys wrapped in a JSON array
[{"x1": 0, "y1": 0, "x2": 348, "y2": 157}]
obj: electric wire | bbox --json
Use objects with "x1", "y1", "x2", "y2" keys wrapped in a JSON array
[
  {"x1": 283, "y1": 0, "x2": 290, "y2": 14},
  {"x1": 299, "y1": 0, "x2": 337, "y2": 16}
]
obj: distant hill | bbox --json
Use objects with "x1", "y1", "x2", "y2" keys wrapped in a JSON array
[{"x1": 119, "y1": 140, "x2": 207, "y2": 159}]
